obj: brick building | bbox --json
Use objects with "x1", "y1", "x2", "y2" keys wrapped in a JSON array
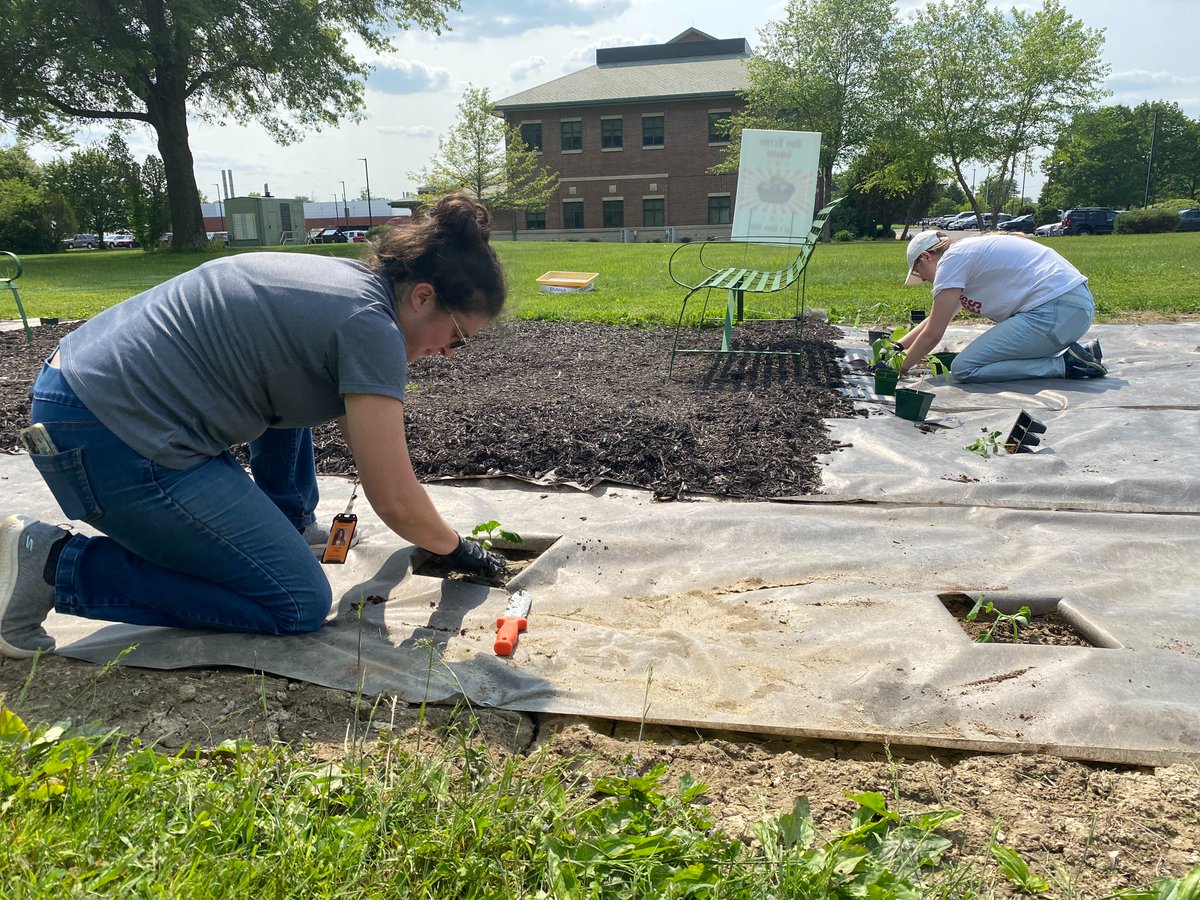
[{"x1": 492, "y1": 29, "x2": 750, "y2": 242}]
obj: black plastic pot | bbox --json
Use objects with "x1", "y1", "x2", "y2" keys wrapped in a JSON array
[
  {"x1": 1005, "y1": 410, "x2": 1047, "y2": 453},
  {"x1": 39, "y1": 317, "x2": 59, "y2": 326},
  {"x1": 929, "y1": 351, "x2": 957, "y2": 368},
  {"x1": 874, "y1": 368, "x2": 899, "y2": 396},
  {"x1": 895, "y1": 388, "x2": 935, "y2": 421},
  {"x1": 910, "y1": 309, "x2": 927, "y2": 324},
  {"x1": 867, "y1": 329, "x2": 889, "y2": 345}
]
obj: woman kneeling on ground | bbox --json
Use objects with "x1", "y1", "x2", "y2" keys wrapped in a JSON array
[
  {"x1": 898, "y1": 229, "x2": 1108, "y2": 382},
  {"x1": 0, "y1": 193, "x2": 507, "y2": 658}
]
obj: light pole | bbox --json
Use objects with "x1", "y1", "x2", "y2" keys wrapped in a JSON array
[
  {"x1": 340, "y1": 181, "x2": 349, "y2": 225},
  {"x1": 333, "y1": 194, "x2": 340, "y2": 227},
  {"x1": 214, "y1": 184, "x2": 225, "y2": 230},
  {"x1": 359, "y1": 158, "x2": 373, "y2": 229}
]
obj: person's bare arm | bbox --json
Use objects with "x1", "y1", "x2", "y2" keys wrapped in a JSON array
[
  {"x1": 900, "y1": 289, "x2": 960, "y2": 374},
  {"x1": 343, "y1": 393, "x2": 459, "y2": 555},
  {"x1": 897, "y1": 317, "x2": 932, "y2": 349}
]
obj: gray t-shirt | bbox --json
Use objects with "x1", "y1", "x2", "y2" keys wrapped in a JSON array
[{"x1": 58, "y1": 253, "x2": 406, "y2": 469}]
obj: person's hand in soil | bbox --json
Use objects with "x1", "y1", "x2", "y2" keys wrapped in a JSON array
[{"x1": 440, "y1": 535, "x2": 508, "y2": 579}]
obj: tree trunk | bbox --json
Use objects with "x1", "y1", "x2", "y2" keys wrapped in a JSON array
[{"x1": 149, "y1": 91, "x2": 207, "y2": 251}]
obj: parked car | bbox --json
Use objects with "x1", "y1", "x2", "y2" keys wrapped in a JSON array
[
  {"x1": 1060, "y1": 207, "x2": 1116, "y2": 235},
  {"x1": 1178, "y1": 209, "x2": 1200, "y2": 232},
  {"x1": 344, "y1": 229, "x2": 370, "y2": 243},
  {"x1": 1035, "y1": 221, "x2": 1062, "y2": 237},
  {"x1": 945, "y1": 212, "x2": 979, "y2": 230},
  {"x1": 206, "y1": 231, "x2": 229, "y2": 245},
  {"x1": 309, "y1": 227, "x2": 350, "y2": 244},
  {"x1": 998, "y1": 214, "x2": 1035, "y2": 234},
  {"x1": 62, "y1": 233, "x2": 99, "y2": 249},
  {"x1": 104, "y1": 233, "x2": 138, "y2": 248}
]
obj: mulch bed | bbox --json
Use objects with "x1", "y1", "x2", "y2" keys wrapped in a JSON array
[{"x1": 1, "y1": 318, "x2": 856, "y2": 499}]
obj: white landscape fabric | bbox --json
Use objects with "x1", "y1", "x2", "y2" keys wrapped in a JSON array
[{"x1": 3, "y1": 324, "x2": 1198, "y2": 766}]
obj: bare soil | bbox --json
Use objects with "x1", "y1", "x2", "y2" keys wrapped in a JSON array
[{"x1": 2, "y1": 321, "x2": 1198, "y2": 894}]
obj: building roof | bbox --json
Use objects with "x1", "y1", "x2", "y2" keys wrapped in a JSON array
[{"x1": 493, "y1": 35, "x2": 750, "y2": 112}]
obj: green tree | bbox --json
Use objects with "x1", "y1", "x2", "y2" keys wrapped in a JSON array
[
  {"x1": 0, "y1": 143, "x2": 41, "y2": 186},
  {"x1": 135, "y1": 155, "x2": 171, "y2": 250},
  {"x1": 0, "y1": 178, "x2": 74, "y2": 253},
  {"x1": 0, "y1": 0, "x2": 457, "y2": 250},
  {"x1": 1041, "y1": 105, "x2": 1144, "y2": 208},
  {"x1": 412, "y1": 85, "x2": 558, "y2": 233},
  {"x1": 903, "y1": 0, "x2": 1107, "y2": 225},
  {"x1": 43, "y1": 142, "x2": 128, "y2": 241},
  {"x1": 1134, "y1": 102, "x2": 1200, "y2": 203},
  {"x1": 717, "y1": 0, "x2": 900, "y2": 209}
]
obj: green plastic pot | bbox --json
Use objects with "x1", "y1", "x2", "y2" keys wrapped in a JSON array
[
  {"x1": 929, "y1": 351, "x2": 957, "y2": 369},
  {"x1": 895, "y1": 387, "x2": 935, "y2": 421},
  {"x1": 874, "y1": 368, "x2": 899, "y2": 396}
]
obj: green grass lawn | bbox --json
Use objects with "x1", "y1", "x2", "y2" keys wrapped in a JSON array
[{"x1": 4, "y1": 233, "x2": 1199, "y2": 326}]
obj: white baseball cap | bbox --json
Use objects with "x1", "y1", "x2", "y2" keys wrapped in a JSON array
[{"x1": 904, "y1": 230, "x2": 950, "y2": 285}]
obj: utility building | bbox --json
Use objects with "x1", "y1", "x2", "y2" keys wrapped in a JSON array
[{"x1": 224, "y1": 195, "x2": 306, "y2": 247}]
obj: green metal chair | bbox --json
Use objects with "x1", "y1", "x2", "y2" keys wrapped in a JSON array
[
  {"x1": 1, "y1": 251, "x2": 32, "y2": 343},
  {"x1": 666, "y1": 199, "x2": 840, "y2": 377}
]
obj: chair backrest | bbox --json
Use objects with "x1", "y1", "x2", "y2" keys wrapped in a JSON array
[
  {"x1": 731, "y1": 129, "x2": 822, "y2": 246},
  {"x1": 1, "y1": 250, "x2": 22, "y2": 284}
]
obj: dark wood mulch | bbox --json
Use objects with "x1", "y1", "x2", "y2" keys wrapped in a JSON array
[{"x1": 0, "y1": 318, "x2": 856, "y2": 499}]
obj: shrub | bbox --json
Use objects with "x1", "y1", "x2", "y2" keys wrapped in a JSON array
[
  {"x1": 833, "y1": 230, "x2": 855, "y2": 242},
  {"x1": 1114, "y1": 208, "x2": 1180, "y2": 234}
]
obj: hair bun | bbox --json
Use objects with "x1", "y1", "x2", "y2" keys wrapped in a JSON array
[{"x1": 432, "y1": 193, "x2": 491, "y2": 243}]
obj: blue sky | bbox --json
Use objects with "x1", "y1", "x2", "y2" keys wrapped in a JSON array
[{"x1": 21, "y1": 0, "x2": 1200, "y2": 204}]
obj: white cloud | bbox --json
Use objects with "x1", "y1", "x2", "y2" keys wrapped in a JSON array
[
  {"x1": 560, "y1": 32, "x2": 661, "y2": 74},
  {"x1": 376, "y1": 124, "x2": 437, "y2": 137},
  {"x1": 368, "y1": 59, "x2": 452, "y2": 95},
  {"x1": 441, "y1": 0, "x2": 634, "y2": 40},
  {"x1": 509, "y1": 55, "x2": 547, "y2": 81}
]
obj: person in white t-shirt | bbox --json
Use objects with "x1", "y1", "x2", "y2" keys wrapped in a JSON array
[{"x1": 897, "y1": 230, "x2": 1107, "y2": 382}]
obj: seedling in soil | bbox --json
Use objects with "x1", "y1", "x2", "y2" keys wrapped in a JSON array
[
  {"x1": 465, "y1": 520, "x2": 523, "y2": 551},
  {"x1": 967, "y1": 597, "x2": 1032, "y2": 643},
  {"x1": 965, "y1": 428, "x2": 1003, "y2": 458}
]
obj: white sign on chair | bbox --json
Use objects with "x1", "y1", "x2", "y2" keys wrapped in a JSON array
[{"x1": 731, "y1": 129, "x2": 822, "y2": 245}]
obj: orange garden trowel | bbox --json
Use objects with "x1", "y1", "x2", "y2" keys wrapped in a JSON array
[{"x1": 494, "y1": 590, "x2": 532, "y2": 657}]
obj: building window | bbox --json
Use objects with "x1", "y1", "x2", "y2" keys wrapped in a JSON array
[
  {"x1": 525, "y1": 208, "x2": 546, "y2": 230},
  {"x1": 519, "y1": 122, "x2": 543, "y2": 152},
  {"x1": 707, "y1": 195, "x2": 731, "y2": 225},
  {"x1": 642, "y1": 198, "x2": 665, "y2": 227},
  {"x1": 602, "y1": 199, "x2": 624, "y2": 228},
  {"x1": 642, "y1": 115, "x2": 664, "y2": 148},
  {"x1": 601, "y1": 118, "x2": 623, "y2": 150},
  {"x1": 560, "y1": 120, "x2": 582, "y2": 152},
  {"x1": 707, "y1": 111, "x2": 731, "y2": 144},
  {"x1": 563, "y1": 201, "x2": 584, "y2": 229}
]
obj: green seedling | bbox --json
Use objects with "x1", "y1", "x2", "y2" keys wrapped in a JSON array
[
  {"x1": 926, "y1": 354, "x2": 951, "y2": 378},
  {"x1": 870, "y1": 325, "x2": 909, "y2": 373},
  {"x1": 967, "y1": 597, "x2": 1032, "y2": 643},
  {"x1": 965, "y1": 428, "x2": 1003, "y2": 457},
  {"x1": 466, "y1": 519, "x2": 523, "y2": 551},
  {"x1": 990, "y1": 840, "x2": 1051, "y2": 894}
]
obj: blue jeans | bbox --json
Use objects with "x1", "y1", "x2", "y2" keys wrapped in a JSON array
[
  {"x1": 951, "y1": 283, "x2": 1095, "y2": 383},
  {"x1": 27, "y1": 363, "x2": 331, "y2": 634}
]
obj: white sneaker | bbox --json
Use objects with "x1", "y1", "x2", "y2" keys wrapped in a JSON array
[{"x1": 0, "y1": 515, "x2": 68, "y2": 658}]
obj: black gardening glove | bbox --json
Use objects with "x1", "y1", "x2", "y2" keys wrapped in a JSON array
[{"x1": 443, "y1": 534, "x2": 507, "y2": 579}]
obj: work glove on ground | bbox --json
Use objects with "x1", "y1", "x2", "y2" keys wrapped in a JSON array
[{"x1": 441, "y1": 534, "x2": 508, "y2": 579}]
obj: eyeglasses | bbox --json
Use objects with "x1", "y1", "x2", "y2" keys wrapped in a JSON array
[{"x1": 447, "y1": 310, "x2": 468, "y2": 350}]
